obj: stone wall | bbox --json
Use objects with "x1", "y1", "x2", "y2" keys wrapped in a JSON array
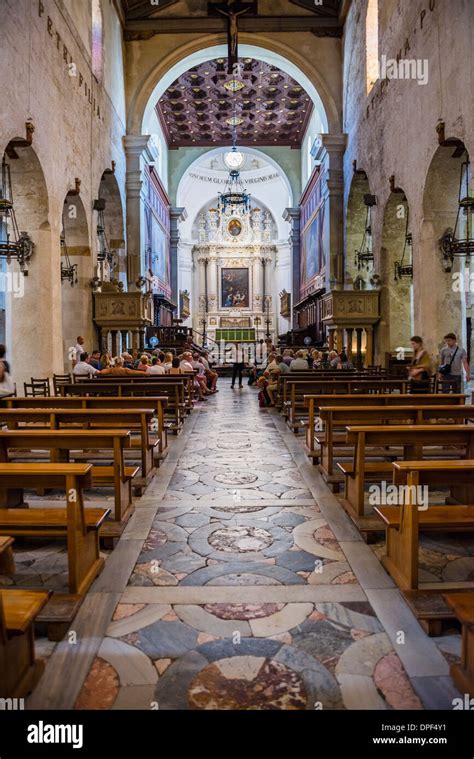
[
  {"x1": 342, "y1": 0, "x2": 474, "y2": 363},
  {"x1": 0, "y1": 0, "x2": 127, "y2": 385}
]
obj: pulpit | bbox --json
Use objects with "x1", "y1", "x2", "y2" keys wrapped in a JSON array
[
  {"x1": 93, "y1": 284, "x2": 153, "y2": 354},
  {"x1": 321, "y1": 290, "x2": 380, "y2": 367}
]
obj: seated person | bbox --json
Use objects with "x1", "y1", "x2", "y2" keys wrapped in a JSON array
[
  {"x1": 88, "y1": 350, "x2": 102, "y2": 370},
  {"x1": 328, "y1": 350, "x2": 339, "y2": 368},
  {"x1": 179, "y1": 351, "x2": 194, "y2": 372},
  {"x1": 121, "y1": 352, "x2": 135, "y2": 369},
  {"x1": 290, "y1": 350, "x2": 310, "y2": 371},
  {"x1": 137, "y1": 354, "x2": 150, "y2": 372},
  {"x1": 191, "y1": 352, "x2": 211, "y2": 398},
  {"x1": 147, "y1": 356, "x2": 166, "y2": 375},
  {"x1": 163, "y1": 352, "x2": 174, "y2": 371},
  {"x1": 266, "y1": 354, "x2": 290, "y2": 406},
  {"x1": 200, "y1": 350, "x2": 218, "y2": 392},
  {"x1": 169, "y1": 357, "x2": 182, "y2": 375},
  {"x1": 98, "y1": 357, "x2": 147, "y2": 376},
  {"x1": 73, "y1": 352, "x2": 98, "y2": 377}
]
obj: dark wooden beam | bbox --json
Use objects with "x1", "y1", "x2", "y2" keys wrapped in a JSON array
[{"x1": 125, "y1": 16, "x2": 342, "y2": 37}]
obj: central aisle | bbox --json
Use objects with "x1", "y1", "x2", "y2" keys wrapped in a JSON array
[{"x1": 31, "y1": 385, "x2": 458, "y2": 710}]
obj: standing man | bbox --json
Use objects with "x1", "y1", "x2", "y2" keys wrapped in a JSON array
[
  {"x1": 438, "y1": 332, "x2": 470, "y2": 393},
  {"x1": 73, "y1": 336, "x2": 85, "y2": 368},
  {"x1": 231, "y1": 343, "x2": 247, "y2": 389}
]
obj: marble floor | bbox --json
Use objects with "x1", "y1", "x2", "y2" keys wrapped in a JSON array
[{"x1": 25, "y1": 385, "x2": 464, "y2": 710}]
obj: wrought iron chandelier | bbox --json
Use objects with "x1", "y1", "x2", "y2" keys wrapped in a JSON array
[
  {"x1": 354, "y1": 195, "x2": 376, "y2": 271},
  {"x1": 0, "y1": 156, "x2": 34, "y2": 274},
  {"x1": 60, "y1": 230, "x2": 78, "y2": 286},
  {"x1": 217, "y1": 155, "x2": 251, "y2": 215},
  {"x1": 440, "y1": 153, "x2": 474, "y2": 272},
  {"x1": 94, "y1": 198, "x2": 115, "y2": 268},
  {"x1": 394, "y1": 204, "x2": 413, "y2": 281},
  {"x1": 217, "y1": 74, "x2": 250, "y2": 216}
]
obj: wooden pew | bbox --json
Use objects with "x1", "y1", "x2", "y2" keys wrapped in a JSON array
[
  {"x1": 0, "y1": 408, "x2": 157, "y2": 485},
  {"x1": 0, "y1": 589, "x2": 50, "y2": 697},
  {"x1": 443, "y1": 593, "x2": 474, "y2": 695},
  {"x1": 314, "y1": 405, "x2": 474, "y2": 488},
  {"x1": 276, "y1": 372, "x2": 408, "y2": 410},
  {"x1": 0, "y1": 463, "x2": 109, "y2": 594},
  {"x1": 337, "y1": 425, "x2": 474, "y2": 531},
  {"x1": 77, "y1": 372, "x2": 197, "y2": 412},
  {"x1": 0, "y1": 430, "x2": 135, "y2": 535},
  {"x1": 305, "y1": 393, "x2": 467, "y2": 464},
  {"x1": 60, "y1": 381, "x2": 186, "y2": 433},
  {"x1": 1, "y1": 396, "x2": 169, "y2": 458},
  {"x1": 373, "y1": 461, "x2": 474, "y2": 634},
  {"x1": 0, "y1": 536, "x2": 15, "y2": 576},
  {"x1": 282, "y1": 378, "x2": 409, "y2": 432}
]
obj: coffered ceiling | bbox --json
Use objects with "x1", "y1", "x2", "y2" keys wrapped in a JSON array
[{"x1": 156, "y1": 57, "x2": 313, "y2": 148}]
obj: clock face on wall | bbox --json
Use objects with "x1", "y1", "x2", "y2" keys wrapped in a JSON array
[
  {"x1": 228, "y1": 218, "x2": 242, "y2": 237},
  {"x1": 224, "y1": 150, "x2": 244, "y2": 170}
]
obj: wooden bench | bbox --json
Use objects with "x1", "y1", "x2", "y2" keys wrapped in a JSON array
[
  {"x1": 282, "y1": 379, "x2": 409, "y2": 432},
  {"x1": 0, "y1": 463, "x2": 109, "y2": 595},
  {"x1": 0, "y1": 589, "x2": 50, "y2": 697},
  {"x1": 60, "y1": 381, "x2": 186, "y2": 433},
  {"x1": 0, "y1": 536, "x2": 15, "y2": 576},
  {"x1": 373, "y1": 461, "x2": 474, "y2": 634},
  {"x1": 314, "y1": 405, "x2": 474, "y2": 487},
  {"x1": 0, "y1": 430, "x2": 135, "y2": 534},
  {"x1": 0, "y1": 408, "x2": 158, "y2": 486},
  {"x1": 374, "y1": 461, "x2": 474, "y2": 588},
  {"x1": 1, "y1": 396, "x2": 169, "y2": 458},
  {"x1": 443, "y1": 593, "x2": 474, "y2": 695},
  {"x1": 304, "y1": 393, "x2": 467, "y2": 462},
  {"x1": 337, "y1": 425, "x2": 474, "y2": 529}
]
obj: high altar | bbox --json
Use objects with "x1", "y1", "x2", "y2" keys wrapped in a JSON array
[{"x1": 192, "y1": 206, "x2": 277, "y2": 344}]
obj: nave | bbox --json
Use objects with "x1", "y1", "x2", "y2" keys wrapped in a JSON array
[{"x1": 22, "y1": 386, "x2": 461, "y2": 711}]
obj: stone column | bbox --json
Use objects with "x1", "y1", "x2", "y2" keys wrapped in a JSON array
[
  {"x1": 255, "y1": 256, "x2": 264, "y2": 312},
  {"x1": 170, "y1": 207, "x2": 187, "y2": 307},
  {"x1": 346, "y1": 328, "x2": 354, "y2": 361},
  {"x1": 124, "y1": 135, "x2": 157, "y2": 289},
  {"x1": 365, "y1": 327, "x2": 374, "y2": 367},
  {"x1": 356, "y1": 328, "x2": 363, "y2": 368},
  {"x1": 313, "y1": 134, "x2": 347, "y2": 288},
  {"x1": 283, "y1": 208, "x2": 301, "y2": 330}
]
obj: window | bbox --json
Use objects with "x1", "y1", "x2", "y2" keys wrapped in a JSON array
[
  {"x1": 366, "y1": 0, "x2": 379, "y2": 95},
  {"x1": 91, "y1": 0, "x2": 104, "y2": 83}
]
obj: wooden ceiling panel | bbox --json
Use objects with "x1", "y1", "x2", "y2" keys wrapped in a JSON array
[{"x1": 156, "y1": 57, "x2": 313, "y2": 148}]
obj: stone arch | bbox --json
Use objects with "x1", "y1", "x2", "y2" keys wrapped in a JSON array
[
  {"x1": 2, "y1": 138, "x2": 60, "y2": 386},
  {"x1": 418, "y1": 138, "x2": 471, "y2": 356},
  {"x1": 97, "y1": 169, "x2": 126, "y2": 284},
  {"x1": 127, "y1": 36, "x2": 339, "y2": 137},
  {"x1": 345, "y1": 170, "x2": 372, "y2": 288},
  {"x1": 379, "y1": 189, "x2": 413, "y2": 355},
  {"x1": 60, "y1": 192, "x2": 93, "y2": 369}
]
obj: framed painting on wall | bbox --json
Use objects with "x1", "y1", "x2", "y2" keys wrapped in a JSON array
[{"x1": 221, "y1": 268, "x2": 249, "y2": 308}]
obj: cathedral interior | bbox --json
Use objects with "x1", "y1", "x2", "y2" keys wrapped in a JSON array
[{"x1": 1, "y1": 0, "x2": 474, "y2": 740}]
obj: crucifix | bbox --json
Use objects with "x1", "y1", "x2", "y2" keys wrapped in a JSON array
[{"x1": 215, "y1": 1, "x2": 250, "y2": 74}]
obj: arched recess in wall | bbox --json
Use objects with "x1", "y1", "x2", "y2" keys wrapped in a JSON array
[
  {"x1": 345, "y1": 170, "x2": 373, "y2": 289},
  {"x1": 422, "y1": 139, "x2": 471, "y2": 355},
  {"x1": 176, "y1": 146, "x2": 293, "y2": 241},
  {"x1": 3, "y1": 139, "x2": 52, "y2": 386},
  {"x1": 97, "y1": 169, "x2": 126, "y2": 284},
  {"x1": 379, "y1": 189, "x2": 413, "y2": 354},
  {"x1": 130, "y1": 38, "x2": 337, "y2": 137},
  {"x1": 60, "y1": 192, "x2": 91, "y2": 370}
]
